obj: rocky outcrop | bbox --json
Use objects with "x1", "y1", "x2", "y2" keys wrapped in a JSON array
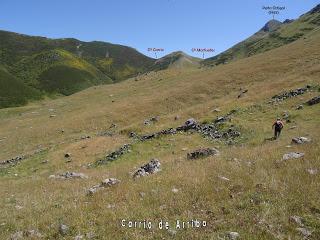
[
  {"x1": 87, "y1": 178, "x2": 120, "y2": 195},
  {"x1": 306, "y1": 96, "x2": 320, "y2": 106},
  {"x1": 49, "y1": 172, "x2": 88, "y2": 180},
  {"x1": 282, "y1": 152, "x2": 305, "y2": 161},
  {"x1": 270, "y1": 86, "x2": 311, "y2": 103},
  {"x1": 95, "y1": 144, "x2": 131, "y2": 165},
  {"x1": 133, "y1": 159, "x2": 161, "y2": 178},
  {"x1": 187, "y1": 148, "x2": 219, "y2": 160},
  {"x1": 292, "y1": 137, "x2": 311, "y2": 144},
  {"x1": 0, "y1": 155, "x2": 25, "y2": 167}
]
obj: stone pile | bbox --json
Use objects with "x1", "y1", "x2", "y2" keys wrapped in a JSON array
[
  {"x1": 306, "y1": 96, "x2": 320, "y2": 106},
  {"x1": 292, "y1": 137, "x2": 311, "y2": 144},
  {"x1": 270, "y1": 85, "x2": 311, "y2": 103},
  {"x1": 49, "y1": 172, "x2": 88, "y2": 180},
  {"x1": 95, "y1": 144, "x2": 131, "y2": 165},
  {"x1": 0, "y1": 155, "x2": 25, "y2": 167},
  {"x1": 282, "y1": 152, "x2": 305, "y2": 161},
  {"x1": 87, "y1": 178, "x2": 121, "y2": 195},
  {"x1": 187, "y1": 148, "x2": 219, "y2": 160},
  {"x1": 133, "y1": 159, "x2": 161, "y2": 178}
]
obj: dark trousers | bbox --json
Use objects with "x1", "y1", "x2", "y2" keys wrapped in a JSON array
[{"x1": 274, "y1": 128, "x2": 282, "y2": 139}]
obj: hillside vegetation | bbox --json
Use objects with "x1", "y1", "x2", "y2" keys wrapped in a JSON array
[
  {"x1": 0, "y1": 65, "x2": 41, "y2": 108},
  {"x1": 0, "y1": 17, "x2": 319, "y2": 239},
  {"x1": 0, "y1": 31, "x2": 155, "y2": 106}
]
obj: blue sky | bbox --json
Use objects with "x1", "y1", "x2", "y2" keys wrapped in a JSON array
[{"x1": 0, "y1": 0, "x2": 318, "y2": 59}]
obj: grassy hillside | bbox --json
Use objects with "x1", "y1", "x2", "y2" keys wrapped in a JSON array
[
  {"x1": 0, "y1": 65, "x2": 42, "y2": 108},
  {"x1": 0, "y1": 21, "x2": 319, "y2": 239},
  {"x1": 0, "y1": 31, "x2": 154, "y2": 81},
  {"x1": 12, "y1": 49, "x2": 112, "y2": 95},
  {"x1": 203, "y1": 4, "x2": 320, "y2": 66}
]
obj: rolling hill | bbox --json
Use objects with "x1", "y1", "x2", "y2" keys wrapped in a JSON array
[
  {"x1": 0, "y1": 30, "x2": 155, "y2": 107},
  {"x1": 203, "y1": 4, "x2": 320, "y2": 66},
  {"x1": 150, "y1": 51, "x2": 201, "y2": 71}
]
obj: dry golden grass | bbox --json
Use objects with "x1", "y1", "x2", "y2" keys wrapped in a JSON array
[{"x1": 0, "y1": 32, "x2": 319, "y2": 239}]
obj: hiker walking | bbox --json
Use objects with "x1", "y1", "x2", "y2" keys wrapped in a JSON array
[{"x1": 272, "y1": 118, "x2": 284, "y2": 139}]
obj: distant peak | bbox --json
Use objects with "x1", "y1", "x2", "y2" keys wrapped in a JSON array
[
  {"x1": 166, "y1": 51, "x2": 186, "y2": 57},
  {"x1": 260, "y1": 20, "x2": 282, "y2": 32}
]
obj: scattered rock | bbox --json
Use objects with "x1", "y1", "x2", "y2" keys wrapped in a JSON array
[
  {"x1": 80, "y1": 135, "x2": 91, "y2": 140},
  {"x1": 24, "y1": 229, "x2": 42, "y2": 238},
  {"x1": 74, "y1": 234, "x2": 84, "y2": 240},
  {"x1": 174, "y1": 115, "x2": 180, "y2": 121},
  {"x1": 87, "y1": 178, "x2": 120, "y2": 195},
  {"x1": 49, "y1": 114, "x2": 56, "y2": 118},
  {"x1": 10, "y1": 231, "x2": 23, "y2": 240},
  {"x1": 139, "y1": 192, "x2": 146, "y2": 198},
  {"x1": 296, "y1": 227, "x2": 312, "y2": 238},
  {"x1": 292, "y1": 137, "x2": 311, "y2": 144},
  {"x1": 290, "y1": 215, "x2": 304, "y2": 227},
  {"x1": 85, "y1": 232, "x2": 96, "y2": 239},
  {"x1": 64, "y1": 153, "x2": 71, "y2": 158},
  {"x1": 187, "y1": 148, "x2": 219, "y2": 160},
  {"x1": 41, "y1": 160, "x2": 49, "y2": 164},
  {"x1": 172, "y1": 187, "x2": 179, "y2": 193},
  {"x1": 133, "y1": 159, "x2": 161, "y2": 178},
  {"x1": 49, "y1": 172, "x2": 88, "y2": 180},
  {"x1": 107, "y1": 203, "x2": 116, "y2": 209},
  {"x1": 15, "y1": 205, "x2": 23, "y2": 210},
  {"x1": 306, "y1": 168, "x2": 318, "y2": 175},
  {"x1": 218, "y1": 176, "x2": 230, "y2": 181},
  {"x1": 144, "y1": 116, "x2": 160, "y2": 125},
  {"x1": 59, "y1": 224, "x2": 69, "y2": 236},
  {"x1": 168, "y1": 229, "x2": 177, "y2": 236},
  {"x1": 0, "y1": 155, "x2": 25, "y2": 167},
  {"x1": 101, "y1": 178, "x2": 120, "y2": 187},
  {"x1": 296, "y1": 104, "x2": 303, "y2": 110},
  {"x1": 227, "y1": 231, "x2": 240, "y2": 240},
  {"x1": 306, "y1": 96, "x2": 320, "y2": 106},
  {"x1": 212, "y1": 108, "x2": 221, "y2": 112},
  {"x1": 282, "y1": 152, "x2": 305, "y2": 161}
]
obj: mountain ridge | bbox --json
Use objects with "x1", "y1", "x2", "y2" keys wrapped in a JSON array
[{"x1": 203, "y1": 5, "x2": 320, "y2": 66}]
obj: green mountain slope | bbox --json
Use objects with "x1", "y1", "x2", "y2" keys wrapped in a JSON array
[
  {"x1": 0, "y1": 31, "x2": 155, "y2": 81},
  {"x1": 203, "y1": 4, "x2": 320, "y2": 66},
  {"x1": 0, "y1": 31, "x2": 155, "y2": 108},
  {"x1": 11, "y1": 49, "x2": 112, "y2": 95},
  {"x1": 0, "y1": 65, "x2": 41, "y2": 108}
]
